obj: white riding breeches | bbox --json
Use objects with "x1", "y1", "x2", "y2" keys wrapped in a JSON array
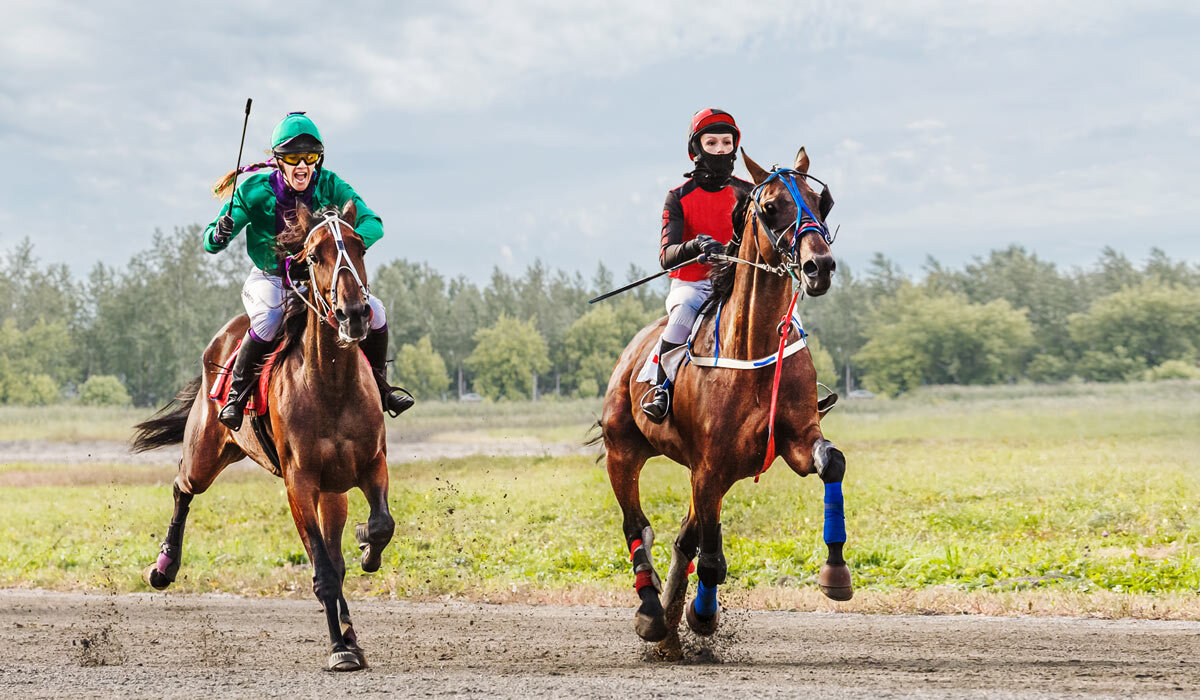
[
  {"x1": 663, "y1": 278, "x2": 711, "y2": 344},
  {"x1": 241, "y1": 268, "x2": 386, "y2": 341},
  {"x1": 655, "y1": 278, "x2": 712, "y2": 383}
]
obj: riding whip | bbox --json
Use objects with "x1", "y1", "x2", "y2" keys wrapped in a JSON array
[
  {"x1": 588, "y1": 254, "x2": 715, "y2": 304},
  {"x1": 225, "y1": 98, "x2": 253, "y2": 214}
]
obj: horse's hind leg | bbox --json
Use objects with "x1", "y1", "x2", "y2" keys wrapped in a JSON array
[
  {"x1": 354, "y1": 454, "x2": 394, "y2": 573},
  {"x1": 605, "y1": 440, "x2": 665, "y2": 642},
  {"x1": 285, "y1": 474, "x2": 363, "y2": 672},
  {"x1": 143, "y1": 402, "x2": 241, "y2": 590}
]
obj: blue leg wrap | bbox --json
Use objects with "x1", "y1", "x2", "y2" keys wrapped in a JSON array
[
  {"x1": 823, "y1": 481, "x2": 846, "y2": 544},
  {"x1": 694, "y1": 580, "x2": 718, "y2": 617}
]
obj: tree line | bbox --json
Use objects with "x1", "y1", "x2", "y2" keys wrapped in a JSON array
[{"x1": 1, "y1": 226, "x2": 1197, "y2": 406}]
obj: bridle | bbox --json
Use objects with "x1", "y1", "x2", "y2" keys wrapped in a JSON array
[
  {"x1": 284, "y1": 211, "x2": 370, "y2": 333},
  {"x1": 726, "y1": 168, "x2": 834, "y2": 282}
]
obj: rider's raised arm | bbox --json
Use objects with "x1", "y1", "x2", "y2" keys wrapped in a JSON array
[
  {"x1": 327, "y1": 171, "x2": 383, "y2": 249},
  {"x1": 203, "y1": 179, "x2": 253, "y2": 254},
  {"x1": 658, "y1": 189, "x2": 687, "y2": 269}
]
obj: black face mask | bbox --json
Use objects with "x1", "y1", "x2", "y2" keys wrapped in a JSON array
[{"x1": 688, "y1": 151, "x2": 737, "y2": 191}]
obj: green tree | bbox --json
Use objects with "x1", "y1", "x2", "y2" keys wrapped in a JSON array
[
  {"x1": 563, "y1": 299, "x2": 656, "y2": 396},
  {"x1": 393, "y1": 335, "x2": 450, "y2": 400},
  {"x1": 1067, "y1": 281, "x2": 1200, "y2": 369},
  {"x1": 78, "y1": 375, "x2": 133, "y2": 406},
  {"x1": 465, "y1": 314, "x2": 550, "y2": 400},
  {"x1": 0, "y1": 318, "x2": 73, "y2": 404},
  {"x1": 854, "y1": 286, "x2": 1034, "y2": 396},
  {"x1": 805, "y1": 333, "x2": 837, "y2": 386}
]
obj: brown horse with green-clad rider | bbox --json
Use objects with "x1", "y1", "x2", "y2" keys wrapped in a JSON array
[{"x1": 133, "y1": 111, "x2": 411, "y2": 671}]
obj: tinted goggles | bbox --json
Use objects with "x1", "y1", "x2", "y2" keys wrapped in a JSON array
[{"x1": 277, "y1": 152, "x2": 321, "y2": 166}]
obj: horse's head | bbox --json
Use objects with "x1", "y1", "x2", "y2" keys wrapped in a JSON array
[
  {"x1": 741, "y1": 147, "x2": 836, "y2": 296},
  {"x1": 289, "y1": 201, "x2": 373, "y2": 345}
]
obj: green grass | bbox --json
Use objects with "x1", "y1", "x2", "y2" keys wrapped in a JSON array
[{"x1": 1, "y1": 381, "x2": 1198, "y2": 603}]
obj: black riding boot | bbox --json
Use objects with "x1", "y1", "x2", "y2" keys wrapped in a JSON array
[
  {"x1": 360, "y1": 326, "x2": 415, "y2": 417},
  {"x1": 217, "y1": 331, "x2": 275, "y2": 431},
  {"x1": 641, "y1": 340, "x2": 682, "y2": 424}
]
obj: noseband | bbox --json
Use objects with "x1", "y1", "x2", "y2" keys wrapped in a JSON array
[{"x1": 284, "y1": 211, "x2": 369, "y2": 330}]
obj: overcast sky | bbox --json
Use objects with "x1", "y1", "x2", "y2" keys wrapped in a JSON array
[{"x1": 2, "y1": 1, "x2": 1197, "y2": 283}]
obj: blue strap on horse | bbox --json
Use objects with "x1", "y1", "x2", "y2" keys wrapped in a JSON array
[
  {"x1": 694, "y1": 580, "x2": 719, "y2": 617},
  {"x1": 824, "y1": 481, "x2": 846, "y2": 544}
]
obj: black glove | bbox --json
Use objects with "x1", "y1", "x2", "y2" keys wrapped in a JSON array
[
  {"x1": 212, "y1": 215, "x2": 234, "y2": 245},
  {"x1": 683, "y1": 234, "x2": 724, "y2": 260}
]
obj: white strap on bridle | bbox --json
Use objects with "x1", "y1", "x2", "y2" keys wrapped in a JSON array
[{"x1": 288, "y1": 212, "x2": 369, "y2": 323}]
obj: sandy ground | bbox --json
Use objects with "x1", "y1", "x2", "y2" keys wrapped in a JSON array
[
  {"x1": 1, "y1": 591, "x2": 1197, "y2": 699},
  {"x1": 0, "y1": 437, "x2": 591, "y2": 467}
]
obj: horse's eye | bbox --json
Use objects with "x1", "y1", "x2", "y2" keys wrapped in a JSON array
[{"x1": 764, "y1": 202, "x2": 776, "y2": 216}]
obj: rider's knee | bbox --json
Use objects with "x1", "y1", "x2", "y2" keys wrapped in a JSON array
[
  {"x1": 366, "y1": 295, "x2": 387, "y2": 330},
  {"x1": 249, "y1": 308, "x2": 284, "y2": 341}
]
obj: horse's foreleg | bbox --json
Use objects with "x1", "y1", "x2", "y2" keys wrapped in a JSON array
[
  {"x1": 686, "y1": 474, "x2": 728, "y2": 637},
  {"x1": 354, "y1": 454, "x2": 394, "y2": 574},
  {"x1": 286, "y1": 476, "x2": 362, "y2": 672},
  {"x1": 813, "y1": 438, "x2": 853, "y2": 601},
  {"x1": 319, "y1": 491, "x2": 366, "y2": 668}
]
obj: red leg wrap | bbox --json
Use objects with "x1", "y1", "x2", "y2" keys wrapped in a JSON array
[
  {"x1": 687, "y1": 561, "x2": 696, "y2": 575},
  {"x1": 629, "y1": 539, "x2": 643, "y2": 561},
  {"x1": 634, "y1": 570, "x2": 655, "y2": 591}
]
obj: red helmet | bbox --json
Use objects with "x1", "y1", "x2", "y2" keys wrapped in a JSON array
[{"x1": 687, "y1": 108, "x2": 740, "y2": 159}]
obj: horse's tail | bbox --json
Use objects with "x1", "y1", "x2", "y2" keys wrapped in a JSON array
[
  {"x1": 584, "y1": 419, "x2": 606, "y2": 464},
  {"x1": 130, "y1": 376, "x2": 202, "y2": 453}
]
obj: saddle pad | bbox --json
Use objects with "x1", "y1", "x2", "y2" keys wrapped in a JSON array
[{"x1": 208, "y1": 339, "x2": 281, "y2": 414}]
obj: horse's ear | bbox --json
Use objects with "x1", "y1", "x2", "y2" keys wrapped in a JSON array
[
  {"x1": 741, "y1": 148, "x2": 768, "y2": 185},
  {"x1": 794, "y1": 147, "x2": 810, "y2": 174},
  {"x1": 340, "y1": 199, "x2": 357, "y2": 223},
  {"x1": 819, "y1": 186, "x2": 835, "y2": 219}
]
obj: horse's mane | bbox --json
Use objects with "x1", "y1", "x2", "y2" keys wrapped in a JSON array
[{"x1": 699, "y1": 192, "x2": 751, "y2": 314}]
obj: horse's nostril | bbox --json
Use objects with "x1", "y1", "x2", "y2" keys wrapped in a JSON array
[
  {"x1": 803, "y1": 260, "x2": 819, "y2": 278},
  {"x1": 359, "y1": 306, "x2": 371, "y2": 320},
  {"x1": 335, "y1": 309, "x2": 348, "y2": 323}
]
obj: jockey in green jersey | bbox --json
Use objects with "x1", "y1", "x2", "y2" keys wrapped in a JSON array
[{"x1": 205, "y1": 111, "x2": 413, "y2": 430}]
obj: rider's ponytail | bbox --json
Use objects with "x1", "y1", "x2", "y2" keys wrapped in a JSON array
[{"x1": 211, "y1": 158, "x2": 278, "y2": 200}]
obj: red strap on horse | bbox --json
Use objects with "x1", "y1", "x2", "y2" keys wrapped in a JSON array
[{"x1": 755, "y1": 291, "x2": 801, "y2": 483}]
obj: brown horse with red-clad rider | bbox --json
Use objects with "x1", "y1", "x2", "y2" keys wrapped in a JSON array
[{"x1": 597, "y1": 108, "x2": 849, "y2": 656}]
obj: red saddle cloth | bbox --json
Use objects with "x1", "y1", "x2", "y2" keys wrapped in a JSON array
[{"x1": 208, "y1": 340, "x2": 282, "y2": 415}]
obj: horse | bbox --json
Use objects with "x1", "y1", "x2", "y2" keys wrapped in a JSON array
[
  {"x1": 131, "y1": 201, "x2": 395, "y2": 672},
  {"x1": 597, "y1": 146, "x2": 849, "y2": 657}
]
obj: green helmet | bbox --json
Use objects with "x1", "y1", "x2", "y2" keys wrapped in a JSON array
[{"x1": 271, "y1": 112, "x2": 324, "y2": 154}]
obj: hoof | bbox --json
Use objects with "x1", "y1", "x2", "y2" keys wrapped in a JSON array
[
  {"x1": 328, "y1": 649, "x2": 366, "y2": 672},
  {"x1": 635, "y1": 610, "x2": 668, "y2": 642},
  {"x1": 355, "y1": 523, "x2": 382, "y2": 573},
  {"x1": 142, "y1": 564, "x2": 171, "y2": 591},
  {"x1": 818, "y1": 562, "x2": 854, "y2": 601},
  {"x1": 685, "y1": 600, "x2": 720, "y2": 637}
]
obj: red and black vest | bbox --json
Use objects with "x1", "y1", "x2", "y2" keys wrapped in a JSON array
[{"x1": 659, "y1": 177, "x2": 751, "y2": 282}]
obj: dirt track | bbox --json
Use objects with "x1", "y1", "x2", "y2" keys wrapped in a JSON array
[{"x1": 1, "y1": 591, "x2": 1197, "y2": 698}]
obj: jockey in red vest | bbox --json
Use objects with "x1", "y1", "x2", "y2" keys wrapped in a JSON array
[{"x1": 642, "y1": 108, "x2": 752, "y2": 423}]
